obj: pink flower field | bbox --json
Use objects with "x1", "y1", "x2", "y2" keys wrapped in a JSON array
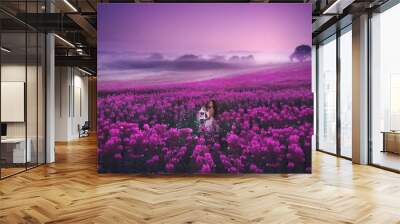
[{"x1": 97, "y1": 62, "x2": 313, "y2": 173}]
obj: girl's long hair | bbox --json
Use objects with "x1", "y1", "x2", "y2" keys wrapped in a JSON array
[{"x1": 209, "y1": 99, "x2": 217, "y2": 118}]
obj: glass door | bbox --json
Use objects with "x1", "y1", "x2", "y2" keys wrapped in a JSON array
[{"x1": 317, "y1": 35, "x2": 337, "y2": 154}]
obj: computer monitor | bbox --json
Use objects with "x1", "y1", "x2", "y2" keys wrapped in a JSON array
[{"x1": 1, "y1": 123, "x2": 7, "y2": 137}]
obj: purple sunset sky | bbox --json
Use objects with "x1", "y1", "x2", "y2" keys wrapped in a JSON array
[{"x1": 98, "y1": 3, "x2": 311, "y2": 56}]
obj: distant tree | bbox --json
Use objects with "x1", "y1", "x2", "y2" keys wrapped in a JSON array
[
  {"x1": 290, "y1": 45, "x2": 311, "y2": 62},
  {"x1": 176, "y1": 54, "x2": 200, "y2": 61}
]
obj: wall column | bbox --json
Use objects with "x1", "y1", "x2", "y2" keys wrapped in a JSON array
[
  {"x1": 45, "y1": 0, "x2": 55, "y2": 163},
  {"x1": 46, "y1": 33, "x2": 55, "y2": 163},
  {"x1": 352, "y1": 14, "x2": 369, "y2": 164}
]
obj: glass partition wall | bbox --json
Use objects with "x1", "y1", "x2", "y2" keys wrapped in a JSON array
[
  {"x1": 0, "y1": 30, "x2": 27, "y2": 177},
  {"x1": 0, "y1": 3, "x2": 46, "y2": 179},
  {"x1": 370, "y1": 2, "x2": 400, "y2": 171},
  {"x1": 339, "y1": 27, "x2": 352, "y2": 159},
  {"x1": 316, "y1": 26, "x2": 352, "y2": 159}
]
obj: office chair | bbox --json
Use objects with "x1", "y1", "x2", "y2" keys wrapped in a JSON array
[{"x1": 79, "y1": 121, "x2": 90, "y2": 138}]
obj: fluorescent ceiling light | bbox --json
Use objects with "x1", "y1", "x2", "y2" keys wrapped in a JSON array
[
  {"x1": 63, "y1": 0, "x2": 78, "y2": 12},
  {"x1": 323, "y1": 0, "x2": 354, "y2": 15},
  {"x1": 1, "y1": 47, "x2": 11, "y2": 53},
  {"x1": 323, "y1": 0, "x2": 342, "y2": 14},
  {"x1": 54, "y1": 34, "x2": 75, "y2": 48},
  {"x1": 78, "y1": 67, "x2": 93, "y2": 76}
]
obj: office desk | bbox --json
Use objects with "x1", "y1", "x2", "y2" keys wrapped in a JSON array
[
  {"x1": 382, "y1": 131, "x2": 400, "y2": 154},
  {"x1": 1, "y1": 138, "x2": 31, "y2": 163}
]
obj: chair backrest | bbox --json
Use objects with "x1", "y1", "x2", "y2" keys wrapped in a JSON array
[{"x1": 82, "y1": 121, "x2": 90, "y2": 129}]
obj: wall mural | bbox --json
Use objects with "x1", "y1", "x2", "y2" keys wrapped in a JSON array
[{"x1": 97, "y1": 3, "x2": 313, "y2": 174}]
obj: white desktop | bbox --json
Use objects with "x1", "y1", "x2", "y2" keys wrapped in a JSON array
[
  {"x1": 2, "y1": 138, "x2": 32, "y2": 163},
  {"x1": 1, "y1": 138, "x2": 32, "y2": 164}
]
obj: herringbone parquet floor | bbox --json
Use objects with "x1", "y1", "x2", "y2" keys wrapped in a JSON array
[{"x1": 1, "y1": 135, "x2": 400, "y2": 224}]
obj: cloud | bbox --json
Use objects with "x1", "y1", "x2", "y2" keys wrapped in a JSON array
[
  {"x1": 147, "y1": 53, "x2": 164, "y2": 61},
  {"x1": 229, "y1": 55, "x2": 255, "y2": 63},
  {"x1": 172, "y1": 59, "x2": 235, "y2": 70}
]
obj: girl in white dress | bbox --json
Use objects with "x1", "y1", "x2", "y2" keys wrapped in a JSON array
[{"x1": 204, "y1": 100, "x2": 219, "y2": 133}]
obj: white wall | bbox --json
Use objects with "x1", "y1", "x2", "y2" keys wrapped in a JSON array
[
  {"x1": 55, "y1": 67, "x2": 70, "y2": 141},
  {"x1": 1, "y1": 65, "x2": 26, "y2": 140},
  {"x1": 55, "y1": 67, "x2": 89, "y2": 141},
  {"x1": 70, "y1": 73, "x2": 89, "y2": 139},
  {"x1": 1, "y1": 65, "x2": 39, "y2": 138}
]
